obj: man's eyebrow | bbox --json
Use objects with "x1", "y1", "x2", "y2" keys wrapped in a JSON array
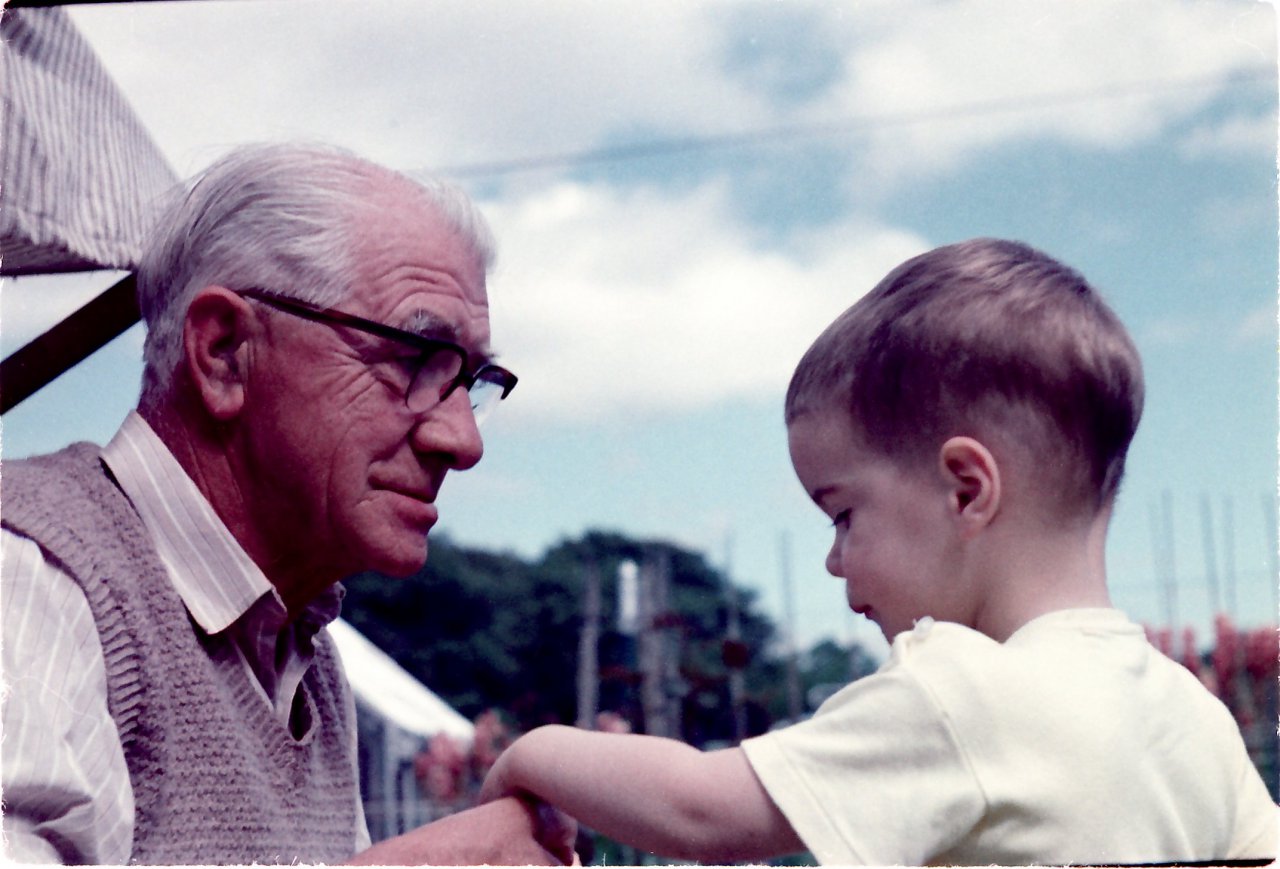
[
  {"x1": 400, "y1": 309, "x2": 495, "y2": 362},
  {"x1": 401, "y1": 309, "x2": 459, "y2": 342}
]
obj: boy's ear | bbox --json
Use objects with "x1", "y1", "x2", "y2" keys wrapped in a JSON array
[
  {"x1": 182, "y1": 286, "x2": 256, "y2": 421},
  {"x1": 938, "y1": 436, "x2": 1002, "y2": 535}
]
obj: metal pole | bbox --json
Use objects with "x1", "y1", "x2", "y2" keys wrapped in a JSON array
[
  {"x1": 780, "y1": 532, "x2": 803, "y2": 722},
  {"x1": 1222, "y1": 495, "x2": 1238, "y2": 619},
  {"x1": 1162, "y1": 491, "x2": 1180, "y2": 627},
  {"x1": 1263, "y1": 494, "x2": 1279, "y2": 619},
  {"x1": 1200, "y1": 493, "x2": 1221, "y2": 615},
  {"x1": 1148, "y1": 499, "x2": 1168, "y2": 625},
  {"x1": 723, "y1": 533, "x2": 747, "y2": 743},
  {"x1": 639, "y1": 551, "x2": 676, "y2": 737},
  {"x1": 576, "y1": 561, "x2": 601, "y2": 730}
]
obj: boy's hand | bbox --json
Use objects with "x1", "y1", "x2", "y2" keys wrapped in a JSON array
[
  {"x1": 478, "y1": 744, "x2": 515, "y2": 804},
  {"x1": 481, "y1": 741, "x2": 579, "y2": 864}
]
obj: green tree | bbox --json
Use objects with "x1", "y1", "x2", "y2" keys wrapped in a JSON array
[{"x1": 341, "y1": 530, "x2": 792, "y2": 738}]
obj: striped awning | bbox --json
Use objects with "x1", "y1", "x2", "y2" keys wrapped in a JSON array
[{"x1": 0, "y1": 5, "x2": 178, "y2": 276}]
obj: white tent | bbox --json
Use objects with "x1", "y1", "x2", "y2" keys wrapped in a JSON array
[
  {"x1": 328, "y1": 619, "x2": 475, "y2": 840},
  {"x1": 328, "y1": 618, "x2": 475, "y2": 745}
]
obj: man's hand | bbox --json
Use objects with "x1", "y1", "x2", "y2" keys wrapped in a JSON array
[
  {"x1": 345, "y1": 795, "x2": 577, "y2": 865},
  {"x1": 479, "y1": 746, "x2": 578, "y2": 865}
]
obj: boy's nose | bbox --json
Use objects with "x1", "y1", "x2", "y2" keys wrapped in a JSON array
[{"x1": 824, "y1": 543, "x2": 843, "y2": 579}]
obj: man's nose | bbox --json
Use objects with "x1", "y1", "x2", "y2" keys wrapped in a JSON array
[{"x1": 411, "y1": 388, "x2": 484, "y2": 470}]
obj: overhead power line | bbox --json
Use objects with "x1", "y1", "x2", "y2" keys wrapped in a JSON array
[{"x1": 432, "y1": 67, "x2": 1274, "y2": 179}]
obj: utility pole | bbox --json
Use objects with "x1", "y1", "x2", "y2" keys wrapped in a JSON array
[
  {"x1": 638, "y1": 548, "x2": 679, "y2": 738},
  {"x1": 780, "y1": 531, "x2": 803, "y2": 723},
  {"x1": 1149, "y1": 491, "x2": 1179, "y2": 628},
  {"x1": 575, "y1": 560, "x2": 601, "y2": 730},
  {"x1": 1200, "y1": 493, "x2": 1221, "y2": 616},
  {"x1": 723, "y1": 533, "x2": 748, "y2": 743},
  {"x1": 1263, "y1": 494, "x2": 1279, "y2": 618},
  {"x1": 1222, "y1": 495, "x2": 1238, "y2": 619}
]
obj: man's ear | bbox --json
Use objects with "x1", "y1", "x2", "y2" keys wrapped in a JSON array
[
  {"x1": 938, "y1": 436, "x2": 1002, "y2": 535},
  {"x1": 183, "y1": 286, "x2": 256, "y2": 421}
]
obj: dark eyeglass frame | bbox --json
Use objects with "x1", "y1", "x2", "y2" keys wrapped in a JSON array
[{"x1": 236, "y1": 288, "x2": 517, "y2": 418}]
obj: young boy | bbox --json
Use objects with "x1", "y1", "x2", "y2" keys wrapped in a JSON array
[{"x1": 479, "y1": 238, "x2": 1278, "y2": 865}]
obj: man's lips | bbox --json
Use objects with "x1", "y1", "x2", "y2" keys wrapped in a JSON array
[{"x1": 378, "y1": 485, "x2": 440, "y2": 526}]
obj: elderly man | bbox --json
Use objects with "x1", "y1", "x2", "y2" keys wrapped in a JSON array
[{"x1": 1, "y1": 143, "x2": 571, "y2": 865}]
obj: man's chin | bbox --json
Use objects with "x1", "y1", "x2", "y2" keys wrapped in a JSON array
[{"x1": 364, "y1": 537, "x2": 430, "y2": 578}]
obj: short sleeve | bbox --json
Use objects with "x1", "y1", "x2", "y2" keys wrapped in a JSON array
[{"x1": 742, "y1": 665, "x2": 985, "y2": 865}]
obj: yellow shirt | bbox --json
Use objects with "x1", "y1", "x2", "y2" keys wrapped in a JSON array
[{"x1": 744, "y1": 610, "x2": 1278, "y2": 865}]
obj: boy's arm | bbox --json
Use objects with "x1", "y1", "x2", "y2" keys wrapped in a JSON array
[{"x1": 479, "y1": 724, "x2": 805, "y2": 864}]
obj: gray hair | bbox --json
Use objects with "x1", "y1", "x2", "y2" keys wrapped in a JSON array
[{"x1": 136, "y1": 142, "x2": 495, "y2": 403}]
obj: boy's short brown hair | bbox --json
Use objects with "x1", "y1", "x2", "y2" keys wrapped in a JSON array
[{"x1": 786, "y1": 238, "x2": 1144, "y2": 518}]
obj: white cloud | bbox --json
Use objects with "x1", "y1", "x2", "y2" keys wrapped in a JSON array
[
  {"x1": 46, "y1": 0, "x2": 1274, "y2": 422},
  {"x1": 66, "y1": 0, "x2": 1275, "y2": 185},
  {"x1": 481, "y1": 179, "x2": 927, "y2": 424},
  {"x1": 1236, "y1": 303, "x2": 1278, "y2": 342},
  {"x1": 1179, "y1": 111, "x2": 1278, "y2": 158},
  {"x1": 815, "y1": 0, "x2": 1277, "y2": 184},
  {"x1": 67, "y1": 0, "x2": 773, "y2": 176}
]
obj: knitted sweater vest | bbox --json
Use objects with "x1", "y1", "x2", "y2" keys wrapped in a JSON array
[{"x1": 2, "y1": 443, "x2": 360, "y2": 864}]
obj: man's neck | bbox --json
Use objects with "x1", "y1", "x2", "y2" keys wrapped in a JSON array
[{"x1": 138, "y1": 401, "x2": 331, "y2": 622}]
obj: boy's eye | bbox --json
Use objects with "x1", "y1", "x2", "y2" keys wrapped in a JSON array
[{"x1": 831, "y1": 509, "x2": 852, "y2": 529}]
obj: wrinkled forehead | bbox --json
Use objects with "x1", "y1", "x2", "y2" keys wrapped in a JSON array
[{"x1": 343, "y1": 191, "x2": 491, "y2": 347}]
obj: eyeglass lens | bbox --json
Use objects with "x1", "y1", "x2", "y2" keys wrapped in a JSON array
[
  {"x1": 405, "y1": 350, "x2": 508, "y2": 423},
  {"x1": 466, "y1": 377, "x2": 508, "y2": 425}
]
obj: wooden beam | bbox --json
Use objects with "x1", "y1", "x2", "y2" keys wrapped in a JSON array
[{"x1": 1, "y1": 273, "x2": 140, "y2": 414}]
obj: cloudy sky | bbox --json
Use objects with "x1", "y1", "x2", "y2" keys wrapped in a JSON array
[{"x1": 2, "y1": 0, "x2": 1276, "y2": 656}]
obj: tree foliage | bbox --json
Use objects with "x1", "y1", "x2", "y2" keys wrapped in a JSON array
[{"x1": 341, "y1": 529, "x2": 802, "y2": 740}]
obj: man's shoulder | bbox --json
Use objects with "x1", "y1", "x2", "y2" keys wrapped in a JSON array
[
  {"x1": 2, "y1": 441, "x2": 137, "y2": 558},
  {"x1": 4, "y1": 441, "x2": 107, "y2": 488},
  {"x1": 3, "y1": 442, "x2": 110, "y2": 504}
]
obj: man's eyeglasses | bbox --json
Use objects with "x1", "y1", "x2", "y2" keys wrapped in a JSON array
[{"x1": 237, "y1": 289, "x2": 517, "y2": 424}]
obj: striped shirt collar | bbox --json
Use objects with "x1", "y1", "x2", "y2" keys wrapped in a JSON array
[{"x1": 101, "y1": 411, "x2": 342, "y2": 636}]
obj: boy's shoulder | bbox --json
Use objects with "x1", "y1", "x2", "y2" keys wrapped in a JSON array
[
  {"x1": 883, "y1": 609, "x2": 1240, "y2": 752},
  {"x1": 885, "y1": 608, "x2": 1143, "y2": 664},
  {"x1": 879, "y1": 610, "x2": 1203, "y2": 723}
]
